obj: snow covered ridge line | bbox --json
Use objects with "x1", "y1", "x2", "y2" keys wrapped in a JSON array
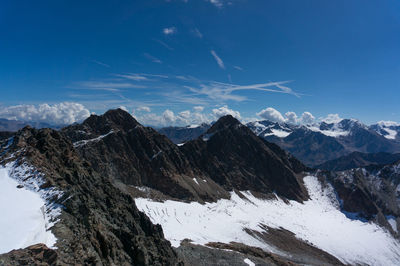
[
  {"x1": 0, "y1": 160, "x2": 64, "y2": 254},
  {"x1": 135, "y1": 176, "x2": 400, "y2": 266}
]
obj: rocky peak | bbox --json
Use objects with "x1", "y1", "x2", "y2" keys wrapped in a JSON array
[
  {"x1": 182, "y1": 115, "x2": 309, "y2": 202},
  {"x1": 207, "y1": 115, "x2": 241, "y2": 133},
  {"x1": 83, "y1": 108, "x2": 139, "y2": 134}
]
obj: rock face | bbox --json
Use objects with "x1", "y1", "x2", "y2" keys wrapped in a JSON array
[
  {"x1": 0, "y1": 244, "x2": 58, "y2": 266},
  {"x1": 0, "y1": 126, "x2": 181, "y2": 265},
  {"x1": 316, "y1": 151, "x2": 400, "y2": 171},
  {"x1": 63, "y1": 109, "x2": 309, "y2": 203},
  {"x1": 62, "y1": 109, "x2": 229, "y2": 202},
  {"x1": 316, "y1": 161, "x2": 400, "y2": 233},
  {"x1": 181, "y1": 115, "x2": 308, "y2": 202}
]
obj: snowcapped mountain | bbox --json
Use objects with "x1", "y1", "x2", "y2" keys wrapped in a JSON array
[
  {"x1": 370, "y1": 121, "x2": 400, "y2": 141},
  {"x1": 1, "y1": 109, "x2": 400, "y2": 265},
  {"x1": 247, "y1": 118, "x2": 400, "y2": 166}
]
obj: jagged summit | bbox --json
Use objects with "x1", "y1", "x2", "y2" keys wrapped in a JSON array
[
  {"x1": 183, "y1": 115, "x2": 309, "y2": 202},
  {"x1": 207, "y1": 115, "x2": 241, "y2": 132},
  {"x1": 62, "y1": 110, "x2": 309, "y2": 203},
  {"x1": 83, "y1": 108, "x2": 139, "y2": 133}
]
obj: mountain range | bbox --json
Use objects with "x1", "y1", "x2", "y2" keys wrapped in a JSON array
[
  {"x1": 0, "y1": 109, "x2": 400, "y2": 265},
  {"x1": 159, "y1": 118, "x2": 400, "y2": 167}
]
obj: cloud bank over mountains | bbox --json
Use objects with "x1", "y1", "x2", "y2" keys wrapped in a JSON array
[
  {"x1": 0, "y1": 102, "x2": 90, "y2": 125},
  {"x1": 0, "y1": 102, "x2": 391, "y2": 128}
]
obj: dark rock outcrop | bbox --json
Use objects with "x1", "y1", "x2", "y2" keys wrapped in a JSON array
[
  {"x1": 62, "y1": 109, "x2": 229, "y2": 202},
  {"x1": 0, "y1": 244, "x2": 57, "y2": 266},
  {"x1": 0, "y1": 126, "x2": 182, "y2": 265},
  {"x1": 181, "y1": 115, "x2": 308, "y2": 202},
  {"x1": 63, "y1": 110, "x2": 309, "y2": 203}
]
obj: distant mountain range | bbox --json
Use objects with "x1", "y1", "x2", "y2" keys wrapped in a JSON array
[
  {"x1": 0, "y1": 118, "x2": 61, "y2": 132},
  {"x1": 157, "y1": 123, "x2": 211, "y2": 144},
  {"x1": 158, "y1": 118, "x2": 400, "y2": 167}
]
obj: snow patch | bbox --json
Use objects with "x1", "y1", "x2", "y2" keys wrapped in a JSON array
[
  {"x1": 135, "y1": 176, "x2": 400, "y2": 265},
  {"x1": 244, "y1": 258, "x2": 255, "y2": 266},
  {"x1": 202, "y1": 133, "x2": 214, "y2": 141},
  {"x1": 0, "y1": 163, "x2": 62, "y2": 254},
  {"x1": 73, "y1": 130, "x2": 115, "y2": 147},
  {"x1": 263, "y1": 129, "x2": 291, "y2": 138},
  {"x1": 382, "y1": 128, "x2": 397, "y2": 140},
  {"x1": 307, "y1": 126, "x2": 350, "y2": 137},
  {"x1": 193, "y1": 178, "x2": 199, "y2": 185},
  {"x1": 151, "y1": 150, "x2": 162, "y2": 160},
  {"x1": 387, "y1": 216, "x2": 398, "y2": 233}
]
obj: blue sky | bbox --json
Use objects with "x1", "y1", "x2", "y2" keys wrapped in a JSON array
[{"x1": 1, "y1": 0, "x2": 400, "y2": 126}]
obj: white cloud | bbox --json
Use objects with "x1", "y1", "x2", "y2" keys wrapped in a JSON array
[
  {"x1": 233, "y1": 65, "x2": 243, "y2": 71},
  {"x1": 0, "y1": 102, "x2": 90, "y2": 125},
  {"x1": 193, "y1": 106, "x2": 204, "y2": 112},
  {"x1": 118, "y1": 106, "x2": 128, "y2": 112},
  {"x1": 212, "y1": 106, "x2": 241, "y2": 119},
  {"x1": 163, "y1": 109, "x2": 176, "y2": 124},
  {"x1": 257, "y1": 107, "x2": 286, "y2": 123},
  {"x1": 210, "y1": 50, "x2": 225, "y2": 70},
  {"x1": 300, "y1": 112, "x2": 315, "y2": 124},
  {"x1": 136, "y1": 106, "x2": 151, "y2": 112},
  {"x1": 209, "y1": 0, "x2": 223, "y2": 8},
  {"x1": 285, "y1": 111, "x2": 298, "y2": 124},
  {"x1": 163, "y1": 27, "x2": 177, "y2": 35},
  {"x1": 136, "y1": 108, "x2": 211, "y2": 127},
  {"x1": 321, "y1": 114, "x2": 342, "y2": 124}
]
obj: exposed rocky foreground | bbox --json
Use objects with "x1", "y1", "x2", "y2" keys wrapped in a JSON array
[
  {"x1": 0, "y1": 125, "x2": 181, "y2": 265},
  {"x1": 1, "y1": 109, "x2": 400, "y2": 265}
]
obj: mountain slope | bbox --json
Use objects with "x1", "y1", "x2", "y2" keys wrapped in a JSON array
[
  {"x1": 0, "y1": 126, "x2": 181, "y2": 265},
  {"x1": 181, "y1": 115, "x2": 308, "y2": 202},
  {"x1": 62, "y1": 109, "x2": 229, "y2": 202},
  {"x1": 63, "y1": 109, "x2": 309, "y2": 203}
]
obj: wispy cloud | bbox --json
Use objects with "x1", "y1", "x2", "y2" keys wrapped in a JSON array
[
  {"x1": 209, "y1": 0, "x2": 224, "y2": 8},
  {"x1": 153, "y1": 39, "x2": 174, "y2": 50},
  {"x1": 144, "y1": 53, "x2": 162, "y2": 64},
  {"x1": 210, "y1": 50, "x2": 225, "y2": 70},
  {"x1": 115, "y1": 74, "x2": 149, "y2": 81},
  {"x1": 233, "y1": 65, "x2": 243, "y2": 71},
  {"x1": 74, "y1": 81, "x2": 146, "y2": 92},
  {"x1": 136, "y1": 106, "x2": 151, "y2": 112},
  {"x1": 185, "y1": 80, "x2": 299, "y2": 102},
  {"x1": 192, "y1": 28, "x2": 203, "y2": 38},
  {"x1": 115, "y1": 73, "x2": 169, "y2": 81},
  {"x1": 163, "y1": 27, "x2": 177, "y2": 35},
  {"x1": 91, "y1": 60, "x2": 110, "y2": 68}
]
